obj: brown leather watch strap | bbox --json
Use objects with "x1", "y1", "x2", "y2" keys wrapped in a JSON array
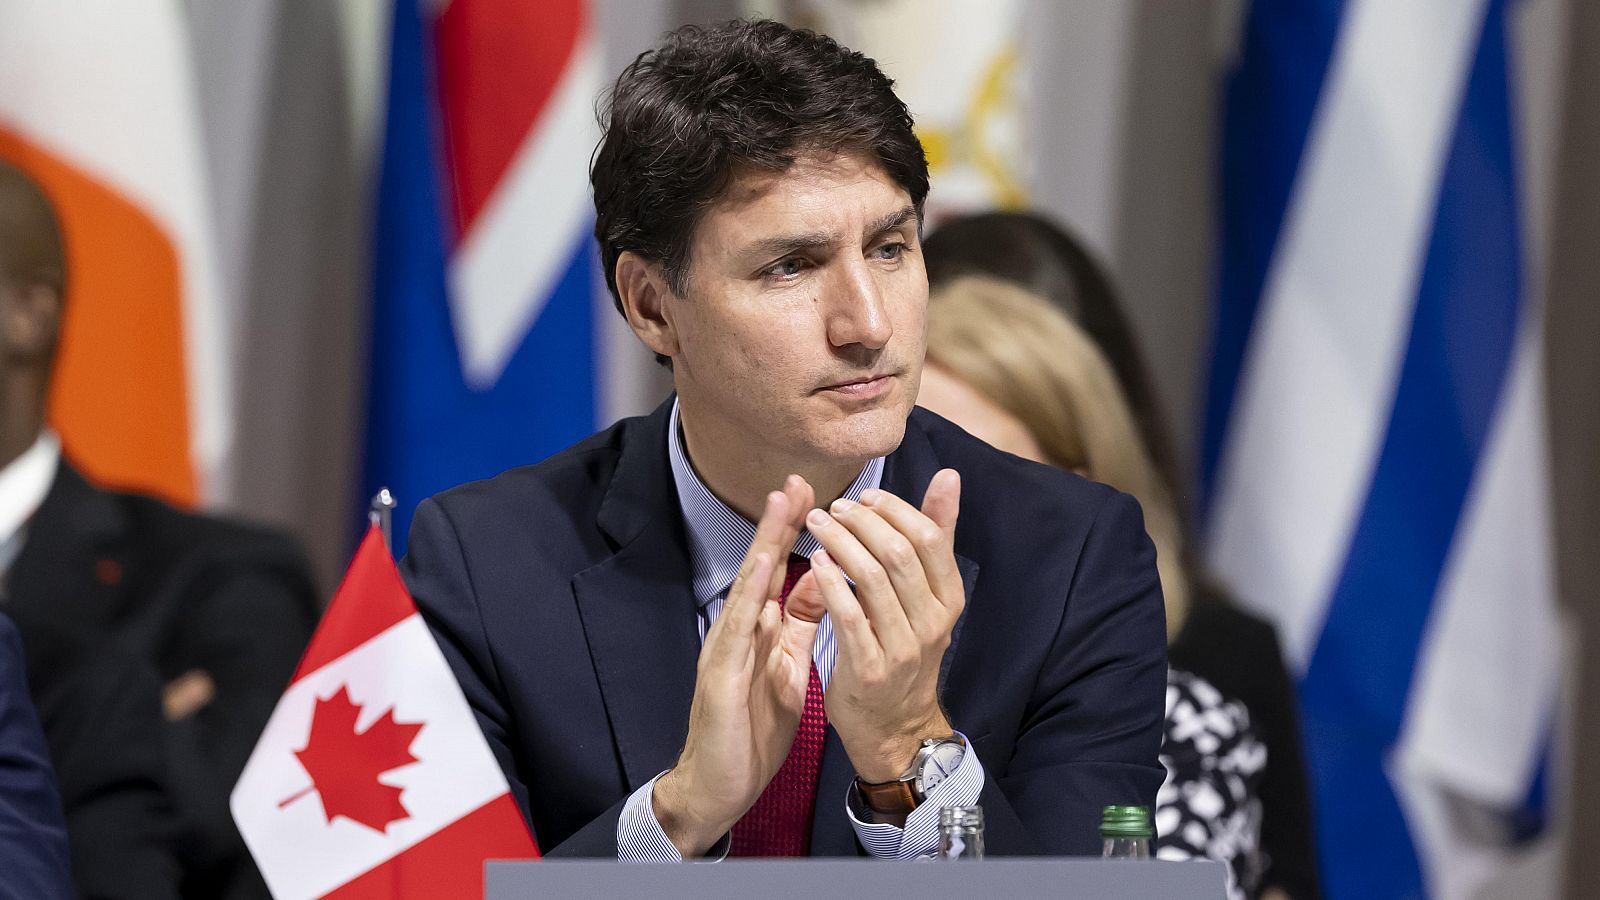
[{"x1": 856, "y1": 777, "x2": 919, "y2": 815}]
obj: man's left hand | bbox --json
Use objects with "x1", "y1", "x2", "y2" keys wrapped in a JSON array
[{"x1": 795, "y1": 468, "x2": 964, "y2": 783}]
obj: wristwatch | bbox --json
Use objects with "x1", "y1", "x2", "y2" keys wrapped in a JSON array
[{"x1": 856, "y1": 735, "x2": 966, "y2": 817}]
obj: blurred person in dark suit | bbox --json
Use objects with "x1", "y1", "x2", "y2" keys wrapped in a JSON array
[
  {"x1": 0, "y1": 159, "x2": 320, "y2": 899},
  {"x1": 19, "y1": 612, "x2": 180, "y2": 899},
  {"x1": 923, "y1": 211, "x2": 1318, "y2": 900},
  {"x1": 0, "y1": 610, "x2": 74, "y2": 900}
]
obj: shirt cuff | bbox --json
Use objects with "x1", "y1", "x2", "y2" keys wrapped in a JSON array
[
  {"x1": 846, "y1": 733, "x2": 985, "y2": 860},
  {"x1": 616, "y1": 772, "x2": 731, "y2": 862}
]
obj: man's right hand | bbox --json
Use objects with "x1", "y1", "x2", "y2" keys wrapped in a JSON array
[{"x1": 652, "y1": 475, "x2": 823, "y2": 857}]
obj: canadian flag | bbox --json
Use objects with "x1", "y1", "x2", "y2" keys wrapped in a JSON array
[{"x1": 231, "y1": 527, "x2": 537, "y2": 899}]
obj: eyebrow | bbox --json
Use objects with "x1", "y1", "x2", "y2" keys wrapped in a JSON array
[{"x1": 745, "y1": 204, "x2": 919, "y2": 259}]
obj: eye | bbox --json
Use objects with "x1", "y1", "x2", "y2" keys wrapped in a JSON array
[
  {"x1": 873, "y1": 241, "x2": 906, "y2": 262},
  {"x1": 764, "y1": 257, "x2": 809, "y2": 280}
]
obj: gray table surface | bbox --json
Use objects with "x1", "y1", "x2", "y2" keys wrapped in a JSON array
[{"x1": 485, "y1": 857, "x2": 1228, "y2": 898}]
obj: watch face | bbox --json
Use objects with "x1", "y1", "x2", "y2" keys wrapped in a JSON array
[{"x1": 915, "y1": 740, "x2": 965, "y2": 795}]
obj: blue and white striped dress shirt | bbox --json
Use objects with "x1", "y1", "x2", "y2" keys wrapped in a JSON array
[{"x1": 616, "y1": 400, "x2": 983, "y2": 861}]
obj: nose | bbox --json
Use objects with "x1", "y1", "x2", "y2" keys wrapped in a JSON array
[{"x1": 821, "y1": 259, "x2": 892, "y2": 351}]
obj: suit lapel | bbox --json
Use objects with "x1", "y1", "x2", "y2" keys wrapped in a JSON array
[
  {"x1": 571, "y1": 401, "x2": 702, "y2": 790},
  {"x1": 6, "y1": 463, "x2": 129, "y2": 643}
]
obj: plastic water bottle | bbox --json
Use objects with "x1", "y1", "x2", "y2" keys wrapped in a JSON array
[
  {"x1": 939, "y1": 805, "x2": 985, "y2": 860},
  {"x1": 1100, "y1": 805, "x2": 1153, "y2": 859}
]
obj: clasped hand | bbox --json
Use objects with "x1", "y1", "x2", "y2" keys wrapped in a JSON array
[{"x1": 653, "y1": 470, "x2": 963, "y2": 856}]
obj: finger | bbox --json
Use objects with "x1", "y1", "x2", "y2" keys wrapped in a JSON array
[
  {"x1": 162, "y1": 669, "x2": 215, "y2": 721},
  {"x1": 722, "y1": 490, "x2": 790, "y2": 621},
  {"x1": 704, "y1": 549, "x2": 777, "y2": 669},
  {"x1": 806, "y1": 505, "x2": 914, "y2": 647},
  {"x1": 768, "y1": 476, "x2": 805, "y2": 596},
  {"x1": 756, "y1": 598, "x2": 804, "y2": 715},
  {"x1": 920, "y1": 468, "x2": 961, "y2": 538},
  {"x1": 808, "y1": 549, "x2": 881, "y2": 668},
  {"x1": 826, "y1": 496, "x2": 943, "y2": 635},
  {"x1": 767, "y1": 475, "x2": 814, "y2": 597},
  {"x1": 860, "y1": 485, "x2": 964, "y2": 613},
  {"x1": 756, "y1": 598, "x2": 781, "y2": 655},
  {"x1": 783, "y1": 570, "x2": 826, "y2": 625},
  {"x1": 786, "y1": 477, "x2": 815, "y2": 538},
  {"x1": 777, "y1": 573, "x2": 823, "y2": 667},
  {"x1": 749, "y1": 487, "x2": 797, "y2": 559},
  {"x1": 713, "y1": 484, "x2": 801, "y2": 655}
]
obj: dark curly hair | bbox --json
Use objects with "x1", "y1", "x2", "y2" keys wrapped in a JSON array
[{"x1": 591, "y1": 18, "x2": 929, "y2": 317}]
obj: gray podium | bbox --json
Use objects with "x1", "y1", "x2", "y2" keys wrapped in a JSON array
[{"x1": 485, "y1": 858, "x2": 1228, "y2": 898}]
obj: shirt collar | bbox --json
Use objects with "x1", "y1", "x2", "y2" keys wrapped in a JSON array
[
  {"x1": 0, "y1": 430, "x2": 60, "y2": 568},
  {"x1": 667, "y1": 399, "x2": 883, "y2": 607}
]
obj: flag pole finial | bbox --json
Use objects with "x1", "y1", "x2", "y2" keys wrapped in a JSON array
[{"x1": 369, "y1": 489, "x2": 396, "y2": 550}]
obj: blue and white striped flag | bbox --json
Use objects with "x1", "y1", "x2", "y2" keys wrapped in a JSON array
[{"x1": 1202, "y1": 1, "x2": 1561, "y2": 897}]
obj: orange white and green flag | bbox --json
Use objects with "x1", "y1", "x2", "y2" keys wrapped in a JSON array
[{"x1": 0, "y1": 0, "x2": 230, "y2": 506}]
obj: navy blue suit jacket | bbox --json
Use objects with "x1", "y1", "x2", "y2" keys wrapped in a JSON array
[
  {"x1": 403, "y1": 401, "x2": 1167, "y2": 857},
  {"x1": 0, "y1": 612, "x2": 73, "y2": 900}
]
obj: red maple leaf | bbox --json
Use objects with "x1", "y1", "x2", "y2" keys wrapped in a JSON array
[{"x1": 282, "y1": 685, "x2": 424, "y2": 832}]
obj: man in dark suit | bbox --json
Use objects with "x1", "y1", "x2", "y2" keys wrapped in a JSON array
[
  {"x1": 403, "y1": 19, "x2": 1167, "y2": 861},
  {"x1": 0, "y1": 160, "x2": 321, "y2": 897},
  {"x1": 0, "y1": 611, "x2": 73, "y2": 900},
  {"x1": 17, "y1": 606, "x2": 180, "y2": 899}
]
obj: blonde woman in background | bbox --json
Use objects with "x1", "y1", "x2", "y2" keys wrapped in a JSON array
[
  {"x1": 924, "y1": 211, "x2": 1318, "y2": 900},
  {"x1": 918, "y1": 275, "x2": 1286, "y2": 900}
]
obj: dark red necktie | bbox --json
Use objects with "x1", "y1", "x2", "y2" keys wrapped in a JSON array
[{"x1": 729, "y1": 554, "x2": 826, "y2": 856}]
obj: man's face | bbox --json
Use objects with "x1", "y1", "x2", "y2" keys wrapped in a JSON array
[
  {"x1": 0, "y1": 277, "x2": 42, "y2": 362},
  {"x1": 665, "y1": 152, "x2": 927, "y2": 468}
]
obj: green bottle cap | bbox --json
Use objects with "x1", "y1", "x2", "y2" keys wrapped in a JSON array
[{"x1": 1099, "y1": 805, "x2": 1153, "y2": 839}]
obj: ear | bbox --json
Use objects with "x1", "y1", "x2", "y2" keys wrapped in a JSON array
[
  {"x1": 0, "y1": 283, "x2": 61, "y2": 361},
  {"x1": 614, "y1": 251, "x2": 680, "y2": 360}
]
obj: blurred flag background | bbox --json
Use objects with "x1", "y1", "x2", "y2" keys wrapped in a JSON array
[
  {"x1": 0, "y1": 1, "x2": 230, "y2": 507},
  {"x1": 2, "y1": 1, "x2": 1596, "y2": 897},
  {"x1": 786, "y1": 0, "x2": 1030, "y2": 222},
  {"x1": 1203, "y1": 1, "x2": 1562, "y2": 897},
  {"x1": 363, "y1": 0, "x2": 604, "y2": 552}
]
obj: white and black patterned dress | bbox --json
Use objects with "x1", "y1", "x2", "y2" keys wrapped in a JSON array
[{"x1": 1155, "y1": 668, "x2": 1269, "y2": 900}]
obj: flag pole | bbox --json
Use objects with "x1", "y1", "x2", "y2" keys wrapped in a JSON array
[{"x1": 369, "y1": 488, "x2": 396, "y2": 551}]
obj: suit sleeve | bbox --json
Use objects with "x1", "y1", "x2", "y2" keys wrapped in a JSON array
[
  {"x1": 31, "y1": 634, "x2": 182, "y2": 899},
  {"x1": 166, "y1": 557, "x2": 318, "y2": 895},
  {"x1": 0, "y1": 615, "x2": 74, "y2": 900},
  {"x1": 971, "y1": 490, "x2": 1169, "y2": 856},
  {"x1": 403, "y1": 497, "x2": 625, "y2": 857}
]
